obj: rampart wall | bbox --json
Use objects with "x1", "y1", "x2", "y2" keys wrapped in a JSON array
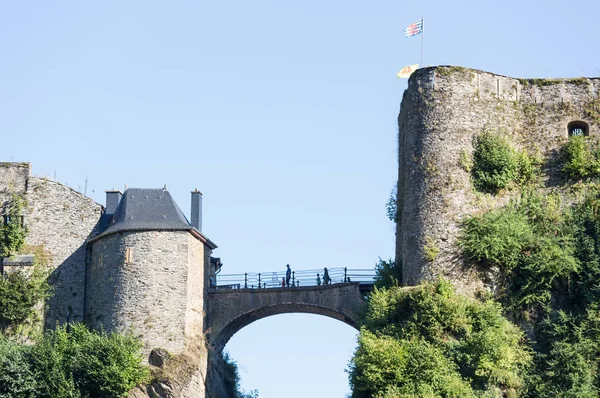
[
  {"x1": 396, "y1": 66, "x2": 600, "y2": 292},
  {"x1": 0, "y1": 163, "x2": 102, "y2": 326}
]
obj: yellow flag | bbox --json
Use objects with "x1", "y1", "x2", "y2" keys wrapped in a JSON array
[{"x1": 396, "y1": 64, "x2": 419, "y2": 78}]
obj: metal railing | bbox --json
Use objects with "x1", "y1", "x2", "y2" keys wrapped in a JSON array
[{"x1": 211, "y1": 267, "x2": 377, "y2": 290}]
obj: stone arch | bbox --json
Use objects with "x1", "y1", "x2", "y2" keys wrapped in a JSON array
[{"x1": 206, "y1": 284, "x2": 367, "y2": 352}]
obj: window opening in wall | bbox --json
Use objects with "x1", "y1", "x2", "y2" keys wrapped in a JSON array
[{"x1": 568, "y1": 121, "x2": 589, "y2": 137}]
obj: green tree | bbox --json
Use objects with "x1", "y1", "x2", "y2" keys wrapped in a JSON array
[{"x1": 349, "y1": 281, "x2": 531, "y2": 397}]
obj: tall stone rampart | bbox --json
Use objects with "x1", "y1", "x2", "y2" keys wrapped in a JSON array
[{"x1": 396, "y1": 66, "x2": 600, "y2": 292}]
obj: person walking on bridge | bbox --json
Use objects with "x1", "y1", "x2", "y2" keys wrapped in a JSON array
[
  {"x1": 323, "y1": 267, "x2": 331, "y2": 285},
  {"x1": 285, "y1": 264, "x2": 291, "y2": 287}
]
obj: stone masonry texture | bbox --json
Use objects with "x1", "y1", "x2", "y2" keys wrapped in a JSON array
[
  {"x1": 0, "y1": 163, "x2": 103, "y2": 326},
  {"x1": 395, "y1": 66, "x2": 600, "y2": 293},
  {"x1": 27, "y1": 177, "x2": 102, "y2": 326},
  {"x1": 87, "y1": 230, "x2": 206, "y2": 358}
]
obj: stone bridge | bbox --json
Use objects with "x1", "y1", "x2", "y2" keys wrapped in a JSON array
[{"x1": 206, "y1": 283, "x2": 369, "y2": 352}]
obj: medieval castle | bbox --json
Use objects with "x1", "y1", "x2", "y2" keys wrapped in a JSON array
[{"x1": 1, "y1": 66, "x2": 599, "y2": 397}]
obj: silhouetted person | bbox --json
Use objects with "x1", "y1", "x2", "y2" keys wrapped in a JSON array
[
  {"x1": 317, "y1": 273, "x2": 321, "y2": 286},
  {"x1": 323, "y1": 268, "x2": 331, "y2": 285},
  {"x1": 281, "y1": 277, "x2": 285, "y2": 288},
  {"x1": 286, "y1": 264, "x2": 291, "y2": 287}
]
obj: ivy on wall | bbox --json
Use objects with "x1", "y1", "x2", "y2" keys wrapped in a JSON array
[
  {"x1": 0, "y1": 195, "x2": 50, "y2": 334},
  {"x1": 0, "y1": 194, "x2": 27, "y2": 257}
]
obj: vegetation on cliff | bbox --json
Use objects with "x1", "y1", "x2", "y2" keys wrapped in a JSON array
[
  {"x1": 0, "y1": 323, "x2": 149, "y2": 397},
  {"x1": 221, "y1": 352, "x2": 259, "y2": 398},
  {"x1": 561, "y1": 135, "x2": 600, "y2": 179},
  {"x1": 348, "y1": 280, "x2": 531, "y2": 398},
  {"x1": 459, "y1": 189, "x2": 600, "y2": 396},
  {"x1": 355, "y1": 131, "x2": 600, "y2": 397}
]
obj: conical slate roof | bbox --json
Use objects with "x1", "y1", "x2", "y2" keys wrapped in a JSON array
[{"x1": 97, "y1": 188, "x2": 192, "y2": 238}]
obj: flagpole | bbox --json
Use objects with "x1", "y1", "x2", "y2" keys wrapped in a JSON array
[{"x1": 420, "y1": 17, "x2": 424, "y2": 67}]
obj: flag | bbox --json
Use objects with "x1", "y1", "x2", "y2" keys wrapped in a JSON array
[
  {"x1": 404, "y1": 18, "x2": 423, "y2": 37},
  {"x1": 396, "y1": 64, "x2": 419, "y2": 78}
]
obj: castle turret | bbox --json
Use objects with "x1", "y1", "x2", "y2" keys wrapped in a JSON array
[{"x1": 85, "y1": 188, "x2": 217, "y2": 358}]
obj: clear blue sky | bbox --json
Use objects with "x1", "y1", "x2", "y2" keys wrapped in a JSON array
[{"x1": 1, "y1": 1, "x2": 598, "y2": 397}]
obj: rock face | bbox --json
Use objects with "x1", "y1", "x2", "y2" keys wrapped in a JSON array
[{"x1": 396, "y1": 66, "x2": 600, "y2": 293}]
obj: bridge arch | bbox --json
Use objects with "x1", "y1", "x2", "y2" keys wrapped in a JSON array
[{"x1": 206, "y1": 283, "x2": 367, "y2": 352}]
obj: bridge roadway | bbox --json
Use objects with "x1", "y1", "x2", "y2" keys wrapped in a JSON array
[{"x1": 206, "y1": 282, "x2": 370, "y2": 352}]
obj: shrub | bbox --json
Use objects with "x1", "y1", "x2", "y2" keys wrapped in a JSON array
[
  {"x1": 374, "y1": 258, "x2": 402, "y2": 289},
  {"x1": 349, "y1": 281, "x2": 531, "y2": 397},
  {"x1": 472, "y1": 131, "x2": 538, "y2": 193},
  {"x1": 0, "y1": 338, "x2": 38, "y2": 397},
  {"x1": 386, "y1": 187, "x2": 397, "y2": 224},
  {"x1": 0, "y1": 195, "x2": 28, "y2": 257},
  {"x1": 562, "y1": 135, "x2": 600, "y2": 179},
  {"x1": 458, "y1": 188, "x2": 600, "y2": 396},
  {"x1": 349, "y1": 331, "x2": 474, "y2": 398},
  {"x1": 69, "y1": 324, "x2": 150, "y2": 397},
  {"x1": 0, "y1": 324, "x2": 149, "y2": 398},
  {"x1": 0, "y1": 264, "x2": 50, "y2": 328},
  {"x1": 459, "y1": 207, "x2": 534, "y2": 269}
]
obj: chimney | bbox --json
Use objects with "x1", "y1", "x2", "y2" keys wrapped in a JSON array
[
  {"x1": 191, "y1": 189, "x2": 202, "y2": 232},
  {"x1": 105, "y1": 189, "x2": 122, "y2": 216}
]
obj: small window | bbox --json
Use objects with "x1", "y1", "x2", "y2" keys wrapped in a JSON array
[
  {"x1": 125, "y1": 248, "x2": 133, "y2": 264},
  {"x1": 568, "y1": 121, "x2": 589, "y2": 137}
]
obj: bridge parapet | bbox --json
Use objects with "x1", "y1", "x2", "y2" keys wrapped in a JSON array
[{"x1": 212, "y1": 267, "x2": 376, "y2": 289}]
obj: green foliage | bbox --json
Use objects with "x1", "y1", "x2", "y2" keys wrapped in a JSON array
[
  {"x1": 0, "y1": 324, "x2": 149, "y2": 398},
  {"x1": 69, "y1": 324, "x2": 150, "y2": 397},
  {"x1": 460, "y1": 191, "x2": 580, "y2": 311},
  {"x1": 0, "y1": 195, "x2": 28, "y2": 257},
  {"x1": 423, "y1": 236, "x2": 439, "y2": 262},
  {"x1": 459, "y1": 149, "x2": 473, "y2": 173},
  {"x1": 585, "y1": 98, "x2": 600, "y2": 125},
  {"x1": 349, "y1": 281, "x2": 531, "y2": 397},
  {"x1": 386, "y1": 186, "x2": 398, "y2": 223},
  {"x1": 458, "y1": 187, "x2": 600, "y2": 395},
  {"x1": 0, "y1": 260, "x2": 51, "y2": 329},
  {"x1": 221, "y1": 351, "x2": 259, "y2": 398},
  {"x1": 518, "y1": 78, "x2": 562, "y2": 87},
  {"x1": 350, "y1": 331, "x2": 474, "y2": 398},
  {"x1": 471, "y1": 131, "x2": 538, "y2": 194},
  {"x1": 561, "y1": 135, "x2": 600, "y2": 179},
  {"x1": 374, "y1": 258, "x2": 402, "y2": 289},
  {"x1": 0, "y1": 338, "x2": 38, "y2": 397},
  {"x1": 459, "y1": 207, "x2": 534, "y2": 269}
]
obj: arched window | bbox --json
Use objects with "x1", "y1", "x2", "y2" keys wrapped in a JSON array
[{"x1": 568, "y1": 121, "x2": 589, "y2": 137}]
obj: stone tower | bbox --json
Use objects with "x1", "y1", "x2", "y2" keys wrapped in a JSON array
[
  {"x1": 395, "y1": 66, "x2": 600, "y2": 292},
  {"x1": 85, "y1": 188, "x2": 217, "y2": 357}
]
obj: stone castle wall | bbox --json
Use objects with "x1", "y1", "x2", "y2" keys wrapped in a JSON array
[
  {"x1": 0, "y1": 163, "x2": 102, "y2": 326},
  {"x1": 27, "y1": 177, "x2": 102, "y2": 326},
  {"x1": 87, "y1": 230, "x2": 206, "y2": 358},
  {"x1": 396, "y1": 66, "x2": 600, "y2": 292}
]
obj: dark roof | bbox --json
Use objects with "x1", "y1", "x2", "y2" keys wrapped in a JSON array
[{"x1": 91, "y1": 188, "x2": 217, "y2": 249}]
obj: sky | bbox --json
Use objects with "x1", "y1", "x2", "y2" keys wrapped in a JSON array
[{"x1": 1, "y1": 1, "x2": 599, "y2": 397}]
